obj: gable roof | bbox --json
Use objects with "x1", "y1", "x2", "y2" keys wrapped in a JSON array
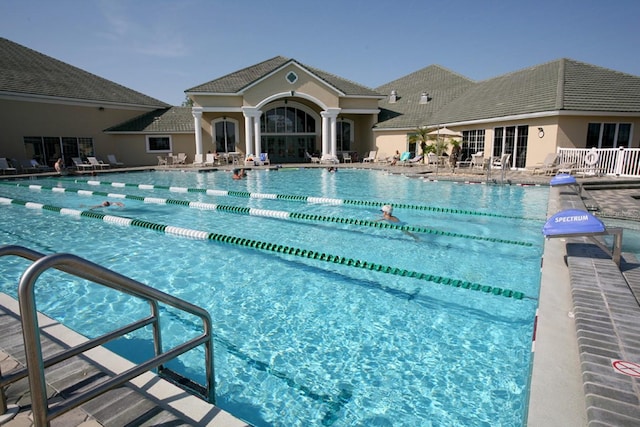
[
  {"x1": 0, "y1": 37, "x2": 169, "y2": 108},
  {"x1": 186, "y1": 56, "x2": 382, "y2": 97},
  {"x1": 377, "y1": 58, "x2": 640, "y2": 129},
  {"x1": 105, "y1": 107, "x2": 193, "y2": 133}
]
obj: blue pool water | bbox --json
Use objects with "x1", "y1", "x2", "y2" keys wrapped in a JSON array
[{"x1": 0, "y1": 169, "x2": 548, "y2": 426}]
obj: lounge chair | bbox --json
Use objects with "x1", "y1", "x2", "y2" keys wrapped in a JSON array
[
  {"x1": 175, "y1": 153, "x2": 187, "y2": 165},
  {"x1": 320, "y1": 154, "x2": 339, "y2": 164},
  {"x1": 342, "y1": 152, "x2": 352, "y2": 163},
  {"x1": 362, "y1": 151, "x2": 377, "y2": 163},
  {"x1": 398, "y1": 151, "x2": 412, "y2": 166},
  {"x1": 530, "y1": 153, "x2": 559, "y2": 175},
  {"x1": 492, "y1": 153, "x2": 511, "y2": 170},
  {"x1": 157, "y1": 156, "x2": 168, "y2": 166},
  {"x1": 87, "y1": 156, "x2": 110, "y2": 170},
  {"x1": 19, "y1": 159, "x2": 40, "y2": 173},
  {"x1": 305, "y1": 151, "x2": 320, "y2": 164},
  {"x1": 205, "y1": 153, "x2": 218, "y2": 166},
  {"x1": 72, "y1": 157, "x2": 93, "y2": 171},
  {"x1": 0, "y1": 158, "x2": 17, "y2": 174},
  {"x1": 192, "y1": 153, "x2": 205, "y2": 166},
  {"x1": 107, "y1": 154, "x2": 124, "y2": 167},
  {"x1": 407, "y1": 154, "x2": 424, "y2": 165},
  {"x1": 30, "y1": 159, "x2": 54, "y2": 172}
]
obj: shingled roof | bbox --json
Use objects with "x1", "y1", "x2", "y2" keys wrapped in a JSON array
[
  {"x1": 375, "y1": 65, "x2": 475, "y2": 129},
  {"x1": 186, "y1": 56, "x2": 382, "y2": 97},
  {"x1": 376, "y1": 58, "x2": 640, "y2": 129},
  {"x1": 105, "y1": 107, "x2": 193, "y2": 133},
  {"x1": 0, "y1": 37, "x2": 169, "y2": 108}
]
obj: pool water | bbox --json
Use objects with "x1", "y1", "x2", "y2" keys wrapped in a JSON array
[{"x1": 0, "y1": 169, "x2": 548, "y2": 426}]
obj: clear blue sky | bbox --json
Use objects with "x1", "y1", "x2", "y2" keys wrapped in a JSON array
[{"x1": 2, "y1": 0, "x2": 639, "y2": 106}]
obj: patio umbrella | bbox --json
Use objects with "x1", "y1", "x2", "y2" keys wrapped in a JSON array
[{"x1": 427, "y1": 127, "x2": 461, "y2": 137}]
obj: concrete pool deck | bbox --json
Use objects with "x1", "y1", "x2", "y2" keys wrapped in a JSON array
[{"x1": 1, "y1": 164, "x2": 640, "y2": 425}]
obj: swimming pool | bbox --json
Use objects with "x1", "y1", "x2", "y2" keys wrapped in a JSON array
[{"x1": 0, "y1": 169, "x2": 548, "y2": 426}]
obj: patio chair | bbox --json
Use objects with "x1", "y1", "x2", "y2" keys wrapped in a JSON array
[
  {"x1": 0, "y1": 158, "x2": 17, "y2": 174},
  {"x1": 205, "y1": 153, "x2": 218, "y2": 166},
  {"x1": 362, "y1": 151, "x2": 377, "y2": 163},
  {"x1": 107, "y1": 154, "x2": 124, "y2": 167},
  {"x1": 157, "y1": 155, "x2": 168, "y2": 166},
  {"x1": 258, "y1": 153, "x2": 270, "y2": 165},
  {"x1": 492, "y1": 153, "x2": 511, "y2": 169},
  {"x1": 20, "y1": 159, "x2": 40, "y2": 173},
  {"x1": 471, "y1": 152, "x2": 484, "y2": 169},
  {"x1": 72, "y1": 157, "x2": 94, "y2": 171},
  {"x1": 398, "y1": 151, "x2": 412, "y2": 166},
  {"x1": 342, "y1": 152, "x2": 352, "y2": 163},
  {"x1": 320, "y1": 154, "x2": 339, "y2": 164},
  {"x1": 87, "y1": 156, "x2": 110, "y2": 170},
  {"x1": 530, "y1": 153, "x2": 559, "y2": 175},
  {"x1": 305, "y1": 151, "x2": 320, "y2": 164},
  {"x1": 192, "y1": 153, "x2": 205, "y2": 166},
  {"x1": 30, "y1": 159, "x2": 54, "y2": 172},
  {"x1": 175, "y1": 153, "x2": 187, "y2": 165}
]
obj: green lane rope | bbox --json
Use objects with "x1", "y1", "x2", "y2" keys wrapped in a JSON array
[
  {"x1": 66, "y1": 178, "x2": 540, "y2": 221},
  {"x1": 0, "y1": 195, "x2": 526, "y2": 300},
  {"x1": 3, "y1": 182, "x2": 535, "y2": 247}
]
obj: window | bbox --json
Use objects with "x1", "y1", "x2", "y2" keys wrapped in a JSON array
[
  {"x1": 493, "y1": 126, "x2": 528, "y2": 168},
  {"x1": 461, "y1": 130, "x2": 485, "y2": 160},
  {"x1": 213, "y1": 119, "x2": 237, "y2": 153},
  {"x1": 261, "y1": 106, "x2": 316, "y2": 134},
  {"x1": 337, "y1": 119, "x2": 353, "y2": 152},
  {"x1": 587, "y1": 122, "x2": 632, "y2": 148},
  {"x1": 23, "y1": 136, "x2": 93, "y2": 167},
  {"x1": 147, "y1": 136, "x2": 171, "y2": 152}
]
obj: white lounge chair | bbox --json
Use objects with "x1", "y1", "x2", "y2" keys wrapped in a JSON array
[
  {"x1": 320, "y1": 154, "x2": 339, "y2": 164},
  {"x1": 362, "y1": 151, "x2": 377, "y2": 163},
  {"x1": 531, "y1": 153, "x2": 559, "y2": 175},
  {"x1": 87, "y1": 156, "x2": 110, "y2": 170},
  {"x1": 492, "y1": 153, "x2": 511, "y2": 170},
  {"x1": 204, "y1": 153, "x2": 218, "y2": 166},
  {"x1": 193, "y1": 153, "x2": 204, "y2": 166},
  {"x1": 72, "y1": 157, "x2": 94, "y2": 171},
  {"x1": 305, "y1": 151, "x2": 320, "y2": 164},
  {"x1": 107, "y1": 154, "x2": 124, "y2": 167}
]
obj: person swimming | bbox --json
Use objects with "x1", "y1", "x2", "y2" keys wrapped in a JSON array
[{"x1": 90, "y1": 200, "x2": 124, "y2": 209}]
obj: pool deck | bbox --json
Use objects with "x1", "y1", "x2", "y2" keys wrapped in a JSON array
[{"x1": 1, "y1": 163, "x2": 640, "y2": 426}]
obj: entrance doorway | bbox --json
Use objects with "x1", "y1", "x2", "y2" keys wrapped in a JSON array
[{"x1": 262, "y1": 136, "x2": 316, "y2": 163}]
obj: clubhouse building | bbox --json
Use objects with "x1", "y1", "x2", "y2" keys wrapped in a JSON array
[{"x1": 1, "y1": 37, "x2": 640, "y2": 170}]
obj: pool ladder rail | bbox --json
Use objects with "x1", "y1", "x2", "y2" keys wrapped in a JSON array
[{"x1": 0, "y1": 244, "x2": 216, "y2": 427}]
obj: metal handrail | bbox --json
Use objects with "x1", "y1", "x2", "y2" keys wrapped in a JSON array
[{"x1": 0, "y1": 245, "x2": 215, "y2": 427}]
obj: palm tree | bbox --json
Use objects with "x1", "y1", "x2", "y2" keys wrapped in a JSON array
[{"x1": 408, "y1": 126, "x2": 438, "y2": 163}]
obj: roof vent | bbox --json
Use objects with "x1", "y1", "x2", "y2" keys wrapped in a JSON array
[
  {"x1": 389, "y1": 90, "x2": 397, "y2": 103},
  {"x1": 419, "y1": 92, "x2": 430, "y2": 104}
]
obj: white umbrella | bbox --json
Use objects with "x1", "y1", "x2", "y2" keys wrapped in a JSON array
[{"x1": 427, "y1": 127, "x2": 461, "y2": 137}]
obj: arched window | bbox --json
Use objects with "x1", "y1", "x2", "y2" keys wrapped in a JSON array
[
  {"x1": 212, "y1": 118, "x2": 238, "y2": 153},
  {"x1": 260, "y1": 105, "x2": 316, "y2": 134}
]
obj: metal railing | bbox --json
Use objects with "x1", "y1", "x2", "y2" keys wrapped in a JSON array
[
  {"x1": 557, "y1": 147, "x2": 640, "y2": 177},
  {"x1": 0, "y1": 245, "x2": 215, "y2": 427}
]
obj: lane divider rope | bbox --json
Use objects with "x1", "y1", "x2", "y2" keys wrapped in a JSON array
[
  {"x1": 67, "y1": 178, "x2": 541, "y2": 221},
  {"x1": 4, "y1": 182, "x2": 535, "y2": 247},
  {"x1": 0, "y1": 195, "x2": 526, "y2": 300}
]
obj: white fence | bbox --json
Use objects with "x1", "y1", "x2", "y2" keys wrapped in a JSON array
[{"x1": 557, "y1": 147, "x2": 640, "y2": 178}]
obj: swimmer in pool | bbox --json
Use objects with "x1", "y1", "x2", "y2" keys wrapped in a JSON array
[
  {"x1": 90, "y1": 200, "x2": 124, "y2": 209},
  {"x1": 377, "y1": 204, "x2": 419, "y2": 241}
]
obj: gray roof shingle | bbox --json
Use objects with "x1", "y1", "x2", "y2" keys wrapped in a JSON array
[
  {"x1": 0, "y1": 37, "x2": 169, "y2": 107},
  {"x1": 376, "y1": 58, "x2": 640, "y2": 129},
  {"x1": 186, "y1": 56, "x2": 382, "y2": 97},
  {"x1": 105, "y1": 107, "x2": 193, "y2": 133}
]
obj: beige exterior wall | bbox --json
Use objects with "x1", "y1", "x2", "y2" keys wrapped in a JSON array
[{"x1": 0, "y1": 98, "x2": 156, "y2": 166}]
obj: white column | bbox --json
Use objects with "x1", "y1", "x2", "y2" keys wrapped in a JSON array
[
  {"x1": 321, "y1": 112, "x2": 329, "y2": 156},
  {"x1": 321, "y1": 108, "x2": 340, "y2": 157},
  {"x1": 192, "y1": 109, "x2": 203, "y2": 155},
  {"x1": 253, "y1": 111, "x2": 262, "y2": 155},
  {"x1": 242, "y1": 107, "x2": 261, "y2": 156}
]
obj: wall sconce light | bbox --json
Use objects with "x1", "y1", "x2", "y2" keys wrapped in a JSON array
[{"x1": 537, "y1": 127, "x2": 544, "y2": 138}]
